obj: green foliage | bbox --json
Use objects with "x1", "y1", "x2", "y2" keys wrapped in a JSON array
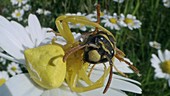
[{"x1": 0, "y1": 0, "x2": 170, "y2": 96}]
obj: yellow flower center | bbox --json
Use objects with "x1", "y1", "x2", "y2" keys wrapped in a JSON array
[
  {"x1": 160, "y1": 60, "x2": 170, "y2": 74},
  {"x1": 17, "y1": 0, "x2": 23, "y2": 3},
  {"x1": 0, "y1": 78, "x2": 6, "y2": 86},
  {"x1": 16, "y1": 12, "x2": 21, "y2": 17},
  {"x1": 100, "y1": 11, "x2": 104, "y2": 17},
  {"x1": 11, "y1": 67, "x2": 17, "y2": 71},
  {"x1": 125, "y1": 18, "x2": 134, "y2": 25},
  {"x1": 109, "y1": 18, "x2": 117, "y2": 24}
]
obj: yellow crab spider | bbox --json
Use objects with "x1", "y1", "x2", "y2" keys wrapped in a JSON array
[{"x1": 55, "y1": 14, "x2": 140, "y2": 93}]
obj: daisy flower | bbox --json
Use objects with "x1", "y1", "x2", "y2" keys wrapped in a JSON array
[
  {"x1": 101, "y1": 13, "x2": 120, "y2": 30},
  {"x1": 118, "y1": 13, "x2": 127, "y2": 27},
  {"x1": 10, "y1": 0, "x2": 28, "y2": 7},
  {"x1": 7, "y1": 62, "x2": 22, "y2": 76},
  {"x1": 113, "y1": 0, "x2": 124, "y2": 3},
  {"x1": 23, "y1": 4, "x2": 31, "y2": 11},
  {"x1": 151, "y1": 49, "x2": 170, "y2": 86},
  {"x1": 11, "y1": 9, "x2": 24, "y2": 21},
  {"x1": 36, "y1": 8, "x2": 44, "y2": 15},
  {"x1": 124, "y1": 14, "x2": 142, "y2": 30},
  {"x1": 0, "y1": 15, "x2": 141, "y2": 96},
  {"x1": 44, "y1": 10, "x2": 51, "y2": 16},
  {"x1": 149, "y1": 41, "x2": 161, "y2": 49},
  {"x1": 0, "y1": 14, "x2": 55, "y2": 64},
  {"x1": 0, "y1": 71, "x2": 9, "y2": 86},
  {"x1": 86, "y1": 10, "x2": 109, "y2": 22},
  {"x1": 162, "y1": 0, "x2": 170, "y2": 8},
  {"x1": 0, "y1": 35, "x2": 141, "y2": 95}
]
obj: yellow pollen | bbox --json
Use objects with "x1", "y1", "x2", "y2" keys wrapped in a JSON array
[
  {"x1": 17, "y1": 0, "x2": 23, "y2": 3},
  {"x1": 16, "y1": 12, "x2": 21, "y2": 17},
  {"x1": 0, "y1": 78, "x2": 6, "y2": 86},
  {"x1": 11, "y1": 67, "x2": 17, "y2": 71},
  {"x1": 125, "y1": 18, "x2": 134, "y2": 24},
  {"x1": 100, "y1": 12, "x2": 104, "y2": 17},
  {"x1": 109, "y1": 18, "x2": 117, "y2": 24},
  {"x1": 160, "y1": 60, "x2": 170, "y2": 74}
]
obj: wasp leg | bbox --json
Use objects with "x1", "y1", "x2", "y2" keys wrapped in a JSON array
[
  {"x1": 102, "y1": 55, "x2": 113, "y2": 94},
  {"x1": 88, "y1": 64, "x2": 96, "y2": 77},
  {"x1": 112, "y1": 58, "x2": 128, "y2": 77},
  {"x1": 115, "y1": 49, "x2": 141, "y2": 76}
]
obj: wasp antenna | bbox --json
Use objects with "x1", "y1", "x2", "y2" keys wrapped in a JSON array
[
  {"x1": 96, "y1": 2, "x2": 100, "y2": 24},
  {"x1": 115, "y1": 54, "x2": 141, "y2": 76},
  {"x1": 123, "y1": 60, "x2": 141, "y2": 76}
]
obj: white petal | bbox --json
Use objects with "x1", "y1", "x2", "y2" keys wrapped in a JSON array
[
  {"x1": 0, "y1": 52, "x2": 20, "y2": 63},
  {"x1": 168, "y1": 79, "x2": 170, "y2": 87},
  {"x1": 110, "y1": 77, "x2": 142, "y2": 94},
  {"x1": 114, "y1": 58, "x2": 133, "y2": 73},
  {"x1": 0, "y1": 74, "x2": 44, "y2": 96},
  {"x1": 113, "y1": 74, "x2": 141, "y2": 85},
  {"x1": 0, "y1": 27, "x2": 24, "y2": 60},
  {"x1": 41, "y1": 83, "x2": 77, "y2": 96},
  {"x1": 10, "y1": 21, "x2": 34, "y2": 48},
  {"x1": 151, "y1": 54, "x2": 161, "y2": 65},
  {"x1": 27, "y1": 14, "x2": 43, "y2": 46},
  {"x1": 158, "y1": 50, "x2": 164, "y2": 62},
  {"x1": 79, "y1": 87, "x2": 127, "y2": 96},
  {"x1": 89, "y1": 71, "x2": 141, "y2": 94},
  {"x1": 164, "y1": 49, "x2": 170, "y2": 60},
  {"x1": 0, "y1": 16, "x2": 24, "y2": 49}
]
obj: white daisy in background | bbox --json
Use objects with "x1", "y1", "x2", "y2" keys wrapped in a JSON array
[
  {"x1": 149, "y1": 41, "x2": 161, "y2": 49},
  {"x1": 101, "y1": 13, "x2": 120, "y2": 30},
  {"x1": 11, "y1": 9, "x2": 24, "y2": 21},
  {"x1": 23, "y1": 4, "x2": 31, "y2": 11},
  {"x1": 10, "y1": 0, "x2": 28, "y2": 7},
  {"x1": 0, "y1": 14, "x2": 55, "y2": 64},
  {"x1": 118, "y1": 13, "x2": 127, "y2": 27},
  {"x1": 66, "y1": 12, "x2": 87, "y2": 31},
  {"x1": 0, "y1": 71, "x2": 9, "y2": 86},
  {"x1": 151, "y1": 49, "x2": 170, "y2": 86},
  {"x1": 44, "y1": 10, "x2": 51, "y2": 16},
  {"x1": 86, "y1": 10, "x2": 109, "y2": 22},
  {"x1": 36, "y1": 8, "x2": 44, "y2": 15},
  {"x1": 162, "y1": 0, "x2": 170, "y2": 8},
  {"x1": 66, "y1": 12, "x2": 86, "y2": 16},
  {"x1": 124, "y1": 14, "x2": 142, "y2": 30},
  {"x1": 113, "y1": 0, "x2": 124, "y2": 3},
  {"x1": 7, "y1": 62, "x2": 22, "y2": 76}
]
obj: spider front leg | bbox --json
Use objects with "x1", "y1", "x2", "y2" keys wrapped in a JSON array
[{"x1": 55, "y1": 16, "x2": 76, "y2": 44}]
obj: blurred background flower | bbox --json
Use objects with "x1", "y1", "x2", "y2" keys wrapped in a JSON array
[{"x1": 151, "y1": 50, "x2": 170, "y2": 86}]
